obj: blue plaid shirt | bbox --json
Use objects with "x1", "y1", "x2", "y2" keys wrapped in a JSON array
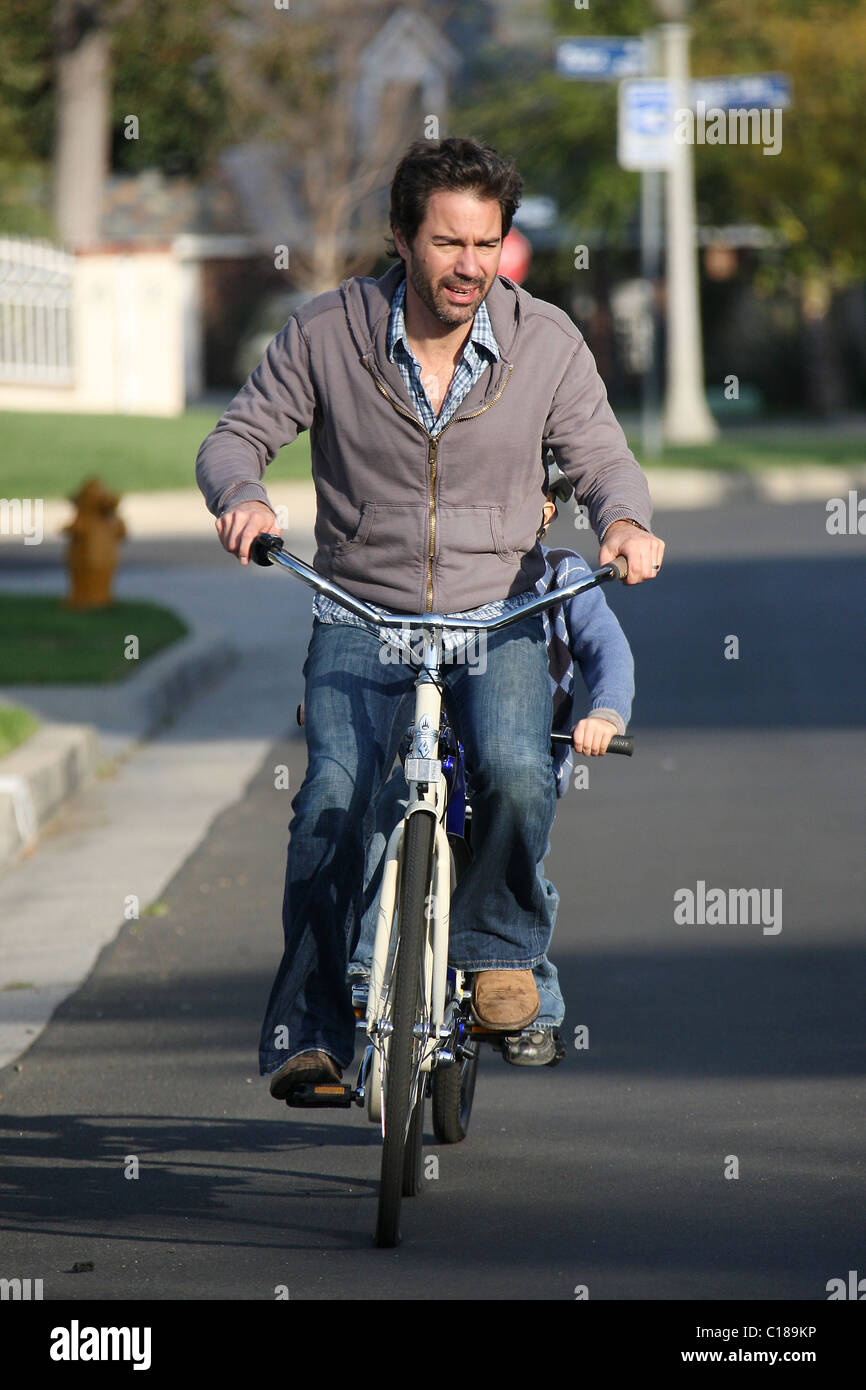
[
  {"x1": 386, "y1": 275, "x2": 499, "y2": 434},
  {"x1": 313, "y1": 272, "x2": 533, "y2": 636}
]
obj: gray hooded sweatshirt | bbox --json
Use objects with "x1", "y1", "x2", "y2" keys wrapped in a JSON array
[{"x1": 195, "y1": 262, "x2": 652, "y2": 614}]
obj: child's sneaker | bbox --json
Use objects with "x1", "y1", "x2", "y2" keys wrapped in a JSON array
[
  {"x1": 350, "y1": 978, "x2": 369, "y2": 1014},
  {"x1": 500, "y1": 1025, "x2": 566, "y2": 1067}
]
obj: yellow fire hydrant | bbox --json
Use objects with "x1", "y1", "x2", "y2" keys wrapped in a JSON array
[{"x1": 63, "y1": 477, "x2": 127, "y2": 608}]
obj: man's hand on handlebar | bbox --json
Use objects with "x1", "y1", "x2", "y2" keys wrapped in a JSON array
[
  {"x1": 599, "y1": 520, "x2": 665, "y2": 585},
  {"x1": 216, "y1": 500, "x2": 280, "y2": 566}
]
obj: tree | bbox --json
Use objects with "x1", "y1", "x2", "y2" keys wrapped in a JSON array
[
  {"x1": 216, "y1": 0, "x2": 455, "y2": 292},
  {"x1": 454, "y1": 0, "x2": 866, "y2": 411},
  {"x1": 51, "y1": 0, "x2": 234, "y2": 246},
  {"x1": 108, "y1": 0, "x2": 233, "y2": 177},
  {"x1": 52, "y1": 0, "x2": 111, "y2": 248},
  {"x1": 0, "y1": 0, "x2": 54, "y2": 235},
  {"x1": 688, "y1": 0, "x2": 866, "y2": 411}
]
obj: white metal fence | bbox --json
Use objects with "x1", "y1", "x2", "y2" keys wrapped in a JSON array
[{"x1": 0, "y1": 237, "x2": 74, "y2": 383}]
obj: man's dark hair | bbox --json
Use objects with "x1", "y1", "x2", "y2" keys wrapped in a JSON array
[{"x1": 386, "y1": 137, "x2": 523, "y2": 258}]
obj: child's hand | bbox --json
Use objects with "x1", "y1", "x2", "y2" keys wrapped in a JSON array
[{"x1": 571, "y1": 717, "x2": 618, "y2": 756}]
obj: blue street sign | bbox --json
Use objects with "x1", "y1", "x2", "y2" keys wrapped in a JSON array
[
  {"x1": 618, "y1": 80, "x2": 675, "y2": 171},
  {"x1": 692, "y1": 73, "x2": 792, "y2": 111},
  {"x1": 555, "y1": 37, "x2": 646, "y2": 81}
]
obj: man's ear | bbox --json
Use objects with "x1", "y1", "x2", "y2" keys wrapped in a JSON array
[{"x1": 392, "y1": 225, "x2": 409, "y2": 260}]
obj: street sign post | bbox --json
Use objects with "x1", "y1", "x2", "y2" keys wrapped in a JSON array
[{"x1": 557, "y1": 29, "x2": 792, "y2": 447}]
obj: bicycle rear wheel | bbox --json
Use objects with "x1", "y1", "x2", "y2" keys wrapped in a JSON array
[
  {"x1": 375, "y1": 809, "x2": 435, "y2": 1247},
  {"x1": 432, "y1": 1038, "x2": 478, "y2": 1143}
]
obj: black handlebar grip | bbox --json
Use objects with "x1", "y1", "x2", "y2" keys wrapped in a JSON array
[
  {"x1": 250, "y1": 532, "x2": 285, "y2": 567},
  {"x1": 550, "y1": 730, "x2": 634, "y2": 756},
  {"x1": 607, "y1": 734, "x2": 634, "y2": 755}
]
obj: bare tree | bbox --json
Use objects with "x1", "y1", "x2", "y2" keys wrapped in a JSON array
[{"x1": 219, "y1": 1, "x2": 457, "y2": 292}]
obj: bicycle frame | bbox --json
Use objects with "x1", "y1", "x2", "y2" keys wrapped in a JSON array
[{"x1": 365, "y1": 632, "x2": 464, "y2": 1132}]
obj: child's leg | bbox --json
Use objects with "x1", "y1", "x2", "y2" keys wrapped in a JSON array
[
  {"x1": 499, "y1": 838, "x2": 568, "y2": 1064},
  {"x1": 534, "y1": 869, "x2": 565, "y2": 1027}
]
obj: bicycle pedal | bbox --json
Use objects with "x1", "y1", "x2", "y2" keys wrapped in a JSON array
[
  {"x1": 549, "y1": 1035, "x2": 568, "y2": 1067},
  {"x1": 284, "y1": 1083, "x2": 358, "y2": 1109},
  {"x1": 470, "y1": 1023, "x2": 504, "y2": 1040}
]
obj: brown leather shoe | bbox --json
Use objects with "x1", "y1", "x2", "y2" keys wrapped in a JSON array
[
  {"x1": 268, "y1": 1050, "x2": 342, "y2": 1100},
  {"x1": 471, "y1": 970, "x2": 540, "y2": 1031}
]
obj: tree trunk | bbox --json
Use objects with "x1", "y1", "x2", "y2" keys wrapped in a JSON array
[{"x1": 53, "y1": 1, "x2": 111, "y2": 249}]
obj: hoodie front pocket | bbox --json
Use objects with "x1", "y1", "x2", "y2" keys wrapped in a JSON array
[
  {"x1": 434, "y1": 504, "x2": 512, "y2": 559},
  {"x1": 334, "y1": 501, "x2": 376, "y2": 553},
  {"x1": 331, "y1": 501, "x2": 428, "y2": 586}
]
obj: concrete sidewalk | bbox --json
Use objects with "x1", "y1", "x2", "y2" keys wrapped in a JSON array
[
  {"x1": 0, "y1": 628, "x2": 236, "y2": 870},
  {"x1": 0, "y1": 531, "x2": 317, "y2": 1068},
  {"x1": 0, "y1": 481, "x2": 317, "y2": 546}
]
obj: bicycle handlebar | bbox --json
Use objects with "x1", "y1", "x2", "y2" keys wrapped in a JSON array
[
  {"x1": 550, "y1": 731, "x2": 633, "y2": 756},
  {"x1": 249, "y1": 533, "x2": 627, "y2": 632},
  {"x1": 268, "y1": 532, "x2": 636, "y2": 754}
]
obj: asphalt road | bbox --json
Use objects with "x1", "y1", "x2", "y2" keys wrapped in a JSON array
[{"x1": 1, "y1": 498, "x2": 864, "y2": 1301}]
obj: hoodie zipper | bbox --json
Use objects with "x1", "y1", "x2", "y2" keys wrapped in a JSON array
[{"x1": 362, "y1": 357, "x2": 514, "y2": 610}]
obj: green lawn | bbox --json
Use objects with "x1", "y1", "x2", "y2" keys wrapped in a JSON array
[
  {"x1": 0, "y1": 408, "x2": 312, "y2": 499},
  {"x1": 0, "y1": 408, "x2": 862, "y2": 501},
  {"x1": 629, "y1": 433, "x2": 866, "y2": 471},
  {"x1": 0, "y1": 595, "x2": 188, "y2": 683},
  {"x1": 0, "y1": 702, "x2": 40, "y2": 757}
]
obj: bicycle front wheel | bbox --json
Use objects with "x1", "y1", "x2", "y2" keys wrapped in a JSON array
[{"x1": 374, "y1": 808, "x2": 435, "y2": 1248}]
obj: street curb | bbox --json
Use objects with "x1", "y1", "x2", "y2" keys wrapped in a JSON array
[
  {"x1": 0, "y1": 723, "x2": 98, "y2": 868},
  {"x1": 0, "y1": 628, "x2": 238, "y2": 874},
  {"x1": 119, "y1": 627, "x2": 238, "y2": 743},
  {"x1": 644, "y1": 465, "x2": 866, "y2": 510}
]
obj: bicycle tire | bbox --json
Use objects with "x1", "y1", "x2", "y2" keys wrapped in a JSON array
[
  {"x1": 374, "y1": 809, "x2": 436, "y2": 1247},
  {"x1": 402, "y1": 1079, "x2": 426, "y2": 1196},
  {"x1": 431, "y1": 1040, "x2": 479, "y2": 1143},
  {"x1": 431, "y1": 825, "x2": 478, "y2": 1144}
]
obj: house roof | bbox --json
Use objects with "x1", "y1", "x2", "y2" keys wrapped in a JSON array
[{"x1": 101, "y1": 168, "x2": 260, "y2": 243}]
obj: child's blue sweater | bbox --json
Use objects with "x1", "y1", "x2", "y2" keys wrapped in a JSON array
[{"x1": 537, "y1": 545, "x2": 635, "y2": 798}]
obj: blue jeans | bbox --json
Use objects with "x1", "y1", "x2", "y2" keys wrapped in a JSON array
[
  {"x1": 259, "y1": 613, "x2": 558, "y2": 1074},
  {"x1": 349, "y1": 767, "x2": 566, "y2": 1028}
]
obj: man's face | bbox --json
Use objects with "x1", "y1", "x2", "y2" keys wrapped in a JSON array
[{"x1": 393, "y1": 189, "x2": 503, "y2": 328}]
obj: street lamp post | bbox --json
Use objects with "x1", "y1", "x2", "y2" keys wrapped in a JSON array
[{"x1": 653, "y1": 0, "x2": 718, "y2": 444}]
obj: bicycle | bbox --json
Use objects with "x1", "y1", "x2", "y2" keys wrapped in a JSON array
[{"x1": 250, "y1": 532, "x2": 632, "y2": 1247}]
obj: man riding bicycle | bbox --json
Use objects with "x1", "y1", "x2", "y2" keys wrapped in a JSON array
[{"x1": 195, "y1": 136, "x2": 665, "y2": 1100}]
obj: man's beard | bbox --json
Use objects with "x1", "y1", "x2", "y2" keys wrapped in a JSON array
[{"x1": 405, "y1": 255, "x2": 490, "y2": 326}]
